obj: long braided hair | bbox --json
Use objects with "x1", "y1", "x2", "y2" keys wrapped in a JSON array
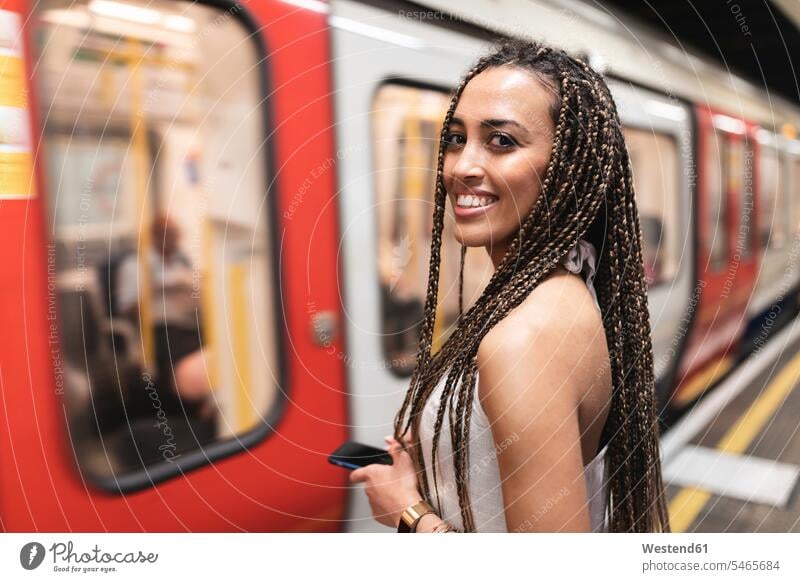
[{"x1": 393, "y1": 39, "x2": 671, "y2": 533}]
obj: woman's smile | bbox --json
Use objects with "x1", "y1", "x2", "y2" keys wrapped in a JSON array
[{"x1": 453, "y1": 189, "x2": 500, "y2": 217}]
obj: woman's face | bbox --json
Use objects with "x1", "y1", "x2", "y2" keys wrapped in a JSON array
[{"x1": 443, "y1": 65, "x2": 557, "y2": 268}]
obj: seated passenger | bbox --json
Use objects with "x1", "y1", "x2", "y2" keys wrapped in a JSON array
[{"x1": 116, "y1": 213, "x2": 215, "y2": 422}]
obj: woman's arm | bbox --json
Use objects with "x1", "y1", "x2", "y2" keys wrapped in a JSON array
[{"x1": 476, "y1": 277, "x2": 601, "y2": 532}]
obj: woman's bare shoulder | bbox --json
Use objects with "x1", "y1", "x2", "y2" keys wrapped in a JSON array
[
  {"x1": 481, "y1": 267, "x2": 602, "y2": 347},
  {"x1": 476, "y1": 268, "x2": 607, "y2": 396}
]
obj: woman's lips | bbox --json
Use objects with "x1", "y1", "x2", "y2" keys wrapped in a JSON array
[{"x1": 453, "y1": 191, "x2": 499, "y2": 218}]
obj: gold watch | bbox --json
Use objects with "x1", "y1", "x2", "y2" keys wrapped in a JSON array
[{"x1": 397, "y1": 499, "x2": 435, "y2": 533}]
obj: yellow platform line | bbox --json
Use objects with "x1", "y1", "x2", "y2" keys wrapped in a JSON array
[{"x1": 668, "y1": 349, "x2": 800, "y2": 531}]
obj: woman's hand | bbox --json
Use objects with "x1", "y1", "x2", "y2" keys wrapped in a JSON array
[{"x1": 349, "y1": 432, "x2": 422, "y2": 528}]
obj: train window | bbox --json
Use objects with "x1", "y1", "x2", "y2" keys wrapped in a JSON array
[
  {"x1": 759, "y1": 144, "x2": 788, "y2": 250},
  {"x1": 372, "y1": 83, "x2": 494, "y2": 376},
  {"x1": 35, "y1": 0, "x2": 279, "y2": 485},
  {"x1": 706, "y1": 130, "x2": 729, "y2": 271},
  {"x1": 621, "y1": 127, "x2": 680, "y2": 287}
]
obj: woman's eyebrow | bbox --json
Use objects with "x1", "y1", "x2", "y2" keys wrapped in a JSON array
[{"x1": 451, "y1": 116, "x2": 529, "y2": 132}]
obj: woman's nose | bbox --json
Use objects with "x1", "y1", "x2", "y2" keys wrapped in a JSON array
[{"x1": 450, "y1": 144, "x2": 486, "y2": 184}]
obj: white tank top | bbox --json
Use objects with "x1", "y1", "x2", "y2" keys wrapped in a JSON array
[{"x1": 417, "y1": 238, "x2": 609, "y2": 532}]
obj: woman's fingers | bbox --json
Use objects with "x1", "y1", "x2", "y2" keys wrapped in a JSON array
[
  {"x1": 385, "y1": 432, "x2": 414, "y2": 448},
  {"x1": 350, "y1": 467, "x2": 369, "y2": 483}
]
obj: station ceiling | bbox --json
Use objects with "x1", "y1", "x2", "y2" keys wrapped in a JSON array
[{"x1": 597, "y1": 0, "x2": 800, "y2": 104}]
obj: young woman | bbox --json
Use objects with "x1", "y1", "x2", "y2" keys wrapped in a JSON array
[{"x1": 350, "y1": 39, "x2": 671, "y2": 533}]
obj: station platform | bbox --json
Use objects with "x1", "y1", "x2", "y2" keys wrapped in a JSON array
[{"x1": 663, "y1": 320, "x2": 800, "y2": 532}]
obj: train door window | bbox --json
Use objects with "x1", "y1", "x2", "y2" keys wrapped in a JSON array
[
  {"x1": 706, "y1": 130, "x2": 729, "y2": 271},
  {"x1": 372, "y1": 83, "x2": 494, "y2": 376},
  {"x1": 621, "y1": 127, "x2": 680, "y2": 287},
  {"x1": 730, "y1": 137, "x2": 754, "y2": 258},
  {"x1": 759, "y1": 143, "x2": 788, "y2": 250},
  {"x1": 34, "y1": 0, "x2": 279, "y2": 485}
]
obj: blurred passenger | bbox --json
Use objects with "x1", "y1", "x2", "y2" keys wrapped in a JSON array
[
  {"x1": 116, "y1": 214, "x2": 215, "y2": 421},
  {"x1": 640, "y1": 215, "x2": 664, "y2": 285}
]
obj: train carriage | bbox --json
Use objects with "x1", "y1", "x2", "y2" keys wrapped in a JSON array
[{"x1": 1, "y1": 0, "x2": 799, "y2": 532}]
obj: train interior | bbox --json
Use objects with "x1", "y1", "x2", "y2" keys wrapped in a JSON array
[{"x1": 34, "y1": 0, "x2": 279, "y2": 480}]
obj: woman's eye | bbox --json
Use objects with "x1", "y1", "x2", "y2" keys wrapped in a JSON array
[
  {"x1": 489, "y1": 133, "x2": 517, "y2": 148},
  {"x1": 443, "y1": 133, "x2": 465, "y2": 147}
]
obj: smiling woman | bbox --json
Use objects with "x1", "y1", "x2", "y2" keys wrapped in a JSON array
[{"x1": 351, "y1": 38, "x2": 670, "y2": 534}]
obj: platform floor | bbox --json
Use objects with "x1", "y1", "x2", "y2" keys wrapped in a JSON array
[{"x1": 663, "y1": 325, "x2": 800, "y2": 532}]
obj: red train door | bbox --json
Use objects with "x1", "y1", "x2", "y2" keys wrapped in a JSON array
[
  {"x1": 672, "y1": 106, "x2": 760, "y2": 410},
  {"x1": 0, "y1": 0, "x2": 349, "y2": 531}
]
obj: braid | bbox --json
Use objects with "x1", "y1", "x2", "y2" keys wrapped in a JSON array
[
  {"x1": 458, "y1": 244, "x2": 467, "y2": 324},
  {"x1": 393, "y1": 38, "x2": 670, "y2": 533}
]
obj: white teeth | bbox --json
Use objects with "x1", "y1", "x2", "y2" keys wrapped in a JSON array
[{"x1": 457, "y1": 194, "x2": 497, "y2": 208}]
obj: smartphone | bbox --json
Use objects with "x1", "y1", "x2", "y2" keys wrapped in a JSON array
[{"x1": 329, "y1": 440, "x2": 393, "y2": 470}]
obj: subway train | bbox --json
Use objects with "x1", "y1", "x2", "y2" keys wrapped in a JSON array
[{"x1": 1, "y1": 0, "x2": 799, "y2": 533}]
